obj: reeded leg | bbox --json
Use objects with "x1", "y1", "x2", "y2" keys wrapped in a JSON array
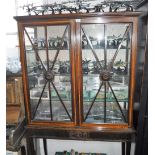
[
  {"x1": 20, "y1": 146, "x2": 26, "y2": 155},
  {"x1": 43, "y1": 138, "x2": 48, "y2": 155},
  {"x1": 126, "y1": 142, "x2": 131, "y2": 155},
  {"x1": 122, "y1": 142, "x2": 125, "y2": 155},
  {"x1": 26, "y1": 137, "x2": 36, "y2": 155}
]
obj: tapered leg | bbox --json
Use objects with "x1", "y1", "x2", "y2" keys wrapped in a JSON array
[
  {"x1": 43, "y1": 138, "x2": 48, "y2": 155},
  {"x1": 20, "y1": 146, "x2": 26, "y2": 155},
  {"x1": 126, "y1": 142, "x2": 131, "y2": 155},
  {"x1": 26, "y1": 137, "x2": 36, "y2": 155},
  {"x1": 122, "y1": 142, "x2": 125, "y2": 155}
]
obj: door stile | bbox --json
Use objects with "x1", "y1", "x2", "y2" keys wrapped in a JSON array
[
  {"x1": 70, "y1": 20, "x2": 77, "y2": 125},
  {"x1": 75, "y1": 20, "x2": 84, "y2": 126},
  {"x1": 128, "y1": 17, "x2": 138, "y2": 128},
  {"x1": 18, "y1": 22, "x2": 32, "y2": 124}
]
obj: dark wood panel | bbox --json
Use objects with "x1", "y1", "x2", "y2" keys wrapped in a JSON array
[
  {"x1": 14, "y1": 12, "x2": 143, "y2": 22},
  {"x1": 25, "y1": 126, "x2": 135, "y2": 142},
  {"x1": 135, "y1": 16, "x2": 148, "y2": 155}
]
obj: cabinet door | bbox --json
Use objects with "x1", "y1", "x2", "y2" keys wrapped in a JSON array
[
  {"x1": 23, "y1": 23, "x2": 75, "y2": 123},
  {"x1": 80, "y1": 22, "x2": 132, "y2": 125}
]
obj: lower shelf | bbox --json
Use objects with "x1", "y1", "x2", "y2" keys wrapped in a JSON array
[{"x1": 55, "y1": 150, "x2": 107, "y2": 155}]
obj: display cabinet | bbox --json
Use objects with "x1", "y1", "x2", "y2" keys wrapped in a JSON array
[{"x1": 14, "y1": 12, "x2": 141, "y2": 134}]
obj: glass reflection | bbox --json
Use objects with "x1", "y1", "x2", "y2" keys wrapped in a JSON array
[
  {"x1": 81, "y1": 23, "x2": 131, "y2": 124},
  {"x1": 24, "y1": 25, "x2": 72, "y2": 122}
]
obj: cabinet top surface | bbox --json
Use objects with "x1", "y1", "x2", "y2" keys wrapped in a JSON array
[{"x1": 14, "y1": 12, "x2": 143, "y2": 22}]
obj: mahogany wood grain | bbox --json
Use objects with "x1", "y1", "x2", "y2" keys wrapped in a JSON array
[
  {"x1": 15, "y1": 12, "x2": 142, "y2": 130},
  {"x1": 6, "y1": 105, "x2": 20, "y2": 124}
]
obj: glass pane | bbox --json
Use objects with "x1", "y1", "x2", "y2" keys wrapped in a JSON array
[
  {"x1": 81, "y1": 23, "x2": 131, "y2": 124},
  {"x1": 24, "y1": 25, "x2": 72, "y2": 122}
]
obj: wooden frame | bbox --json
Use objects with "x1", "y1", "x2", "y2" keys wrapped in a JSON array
[
  {"x1": 14, "y1": 12, "x2": 142, "y2": 131},
  {"x1": 18, "y1": 19, "x2": 77, "y2": 127},
  {"x1": 75, "y1": 16, "x2": 138, "y2": 129}
]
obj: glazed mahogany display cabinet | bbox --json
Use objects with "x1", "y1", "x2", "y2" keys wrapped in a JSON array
[{"x1": 14, "y1": 12, "x2": 142, "y2": 141}]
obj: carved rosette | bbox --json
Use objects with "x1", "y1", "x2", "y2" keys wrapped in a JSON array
[
  {"x1": 44, "y1": 70, "x2": 55, "y2": 81},
  {"x1": 99, "y1": 70, "x2": 112, "y2": 81}
]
